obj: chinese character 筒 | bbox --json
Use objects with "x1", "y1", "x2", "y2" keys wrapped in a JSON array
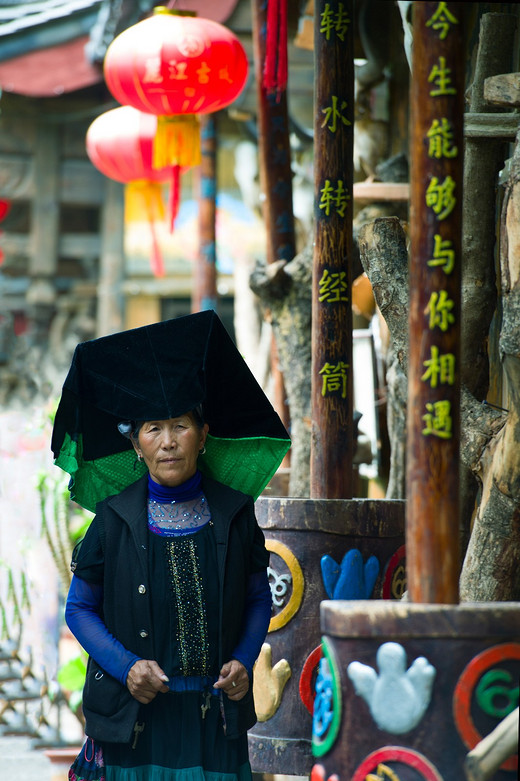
[
  {"x1": 320, "y1": 3, "x2": 350, "y2": 41},
  {"x1": 427, "y1": 118, "x2": 458, "y2": 159},
  {"x1": 143, "y1": 55, "x2": 163, "y2": 84},
  {"x1": 318, "y1": 269, "x2": 349, "y2": 303},
  {"x1": 426, "y1": 290, "x2": 455, "y2": 332},
  {"x1": 421, "y1": 346, "x2": 456, "y2": 388},
  {"x1": 321, "y1": 96, "x2": 352, "y2": 133},
  {"x1": 426, "y1": 176, "x2": 456, "y2": 220},
  {"x1": 319, "y1": 361, "x2": 349, "y2": 398},
  {"x1": 422, "y1": 400, "x2": 453, "y2": 439},
  {"x1": 425, "y1": 2, "x2": 459, "y2": 40},
  {"x1": 428, "y1": 56, "x2": 457, "y2": 96},
  {"x1": 319, "y1": 180, "x2": 350, "y2": 217},
  {"x1": 428, "y1": 234, "x2": 455, "y2": 274},
  {"x1": 196, "y1": 62, "x2": 211, "y2": 84}
]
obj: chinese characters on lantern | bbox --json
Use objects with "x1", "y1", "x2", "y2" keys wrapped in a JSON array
[{"x1": 420, "y1": 2, "x2": 460, "y2": 440}]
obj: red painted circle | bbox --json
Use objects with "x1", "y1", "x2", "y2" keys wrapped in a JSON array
[
  {"x1": 382, "y1": 544, "x2": 406, "y2": 599},
  {"x1": 453, "y1": 642, "x2": 520, "y2": 772},
  {"x1": 299, "y1": 645, "x2": 322, "y2": 715},
  {"x1": 352, "y1": 746, "x2": 443, "y2": 781}
]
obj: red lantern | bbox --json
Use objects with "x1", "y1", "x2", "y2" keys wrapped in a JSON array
[
  {"x1": 86, "y1": 106, "x2": 182, "y2": 277},
  {"x1": 103, "y1": 8, "x2": 248, "y2": 170},
  {"x1": 104, "y1": 8, "x2": 249, "y2": 117}
]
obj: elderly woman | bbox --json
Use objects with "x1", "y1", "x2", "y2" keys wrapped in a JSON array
[
  {"x1": 53, "y1": 313, "x2": 290, "y2": 781},
  {"x1": 65, "y1": 408, "x2": 272, "y2": 781}
]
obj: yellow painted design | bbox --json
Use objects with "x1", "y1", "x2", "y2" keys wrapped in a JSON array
[
  {"x1": 253, "y1": 642, "x2": 292, "y2": 722},
  {"x1": 266, "y1": 539, "x2": 304, "y2": 632},
  {"x1": 366, "y1": 763, "x2": 401, "y2": 781}
]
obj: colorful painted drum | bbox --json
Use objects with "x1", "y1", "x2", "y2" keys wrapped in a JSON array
[
  {"x1": 248, "y1": 497, "x2": 406, "y2": 775},
  {"x1": 313, "y1": 601, "x2": 520, "y2": 781}
]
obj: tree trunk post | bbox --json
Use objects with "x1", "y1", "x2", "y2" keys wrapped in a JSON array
[
  {"x1": 407, "y1": 1, "x2": 465, "y2": 603},
  {"x1": 251, "y1": 0, "x2": 295, "y2": 437},
  {"x1": 310, "y1": 0, "x2": 354, "y2": 499},
  {"x1": 192, "y1": 113, "x2": 218, "y2": 314}
]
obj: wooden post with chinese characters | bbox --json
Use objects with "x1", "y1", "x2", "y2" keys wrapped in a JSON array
[
  {"x1": 192, "y1": 113, "x2": 218, "y2": 314},
  {"x1": 407, "y1": 1, "x2": 465, "y2": 603},
  {"x1": 251, "y1": 0, "x2": 295, "y2": 437},
  {"x1": 310, "y1": 0, "x2": 354, "y2": 499}
]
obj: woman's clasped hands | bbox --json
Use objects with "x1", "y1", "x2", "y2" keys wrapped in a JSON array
[{"x1": 127, "y1": 659, "x2": 170, "y2": 704}]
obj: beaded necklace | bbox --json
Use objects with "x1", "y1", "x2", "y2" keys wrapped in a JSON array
[{"x1": 147, "y1": 471, "x2": 212, "y2": 536}]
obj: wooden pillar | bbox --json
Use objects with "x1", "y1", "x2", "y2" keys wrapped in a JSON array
[
  {"x1": 97, "y1": 178, "x2": 125, "y2": 337},
  {"x1": 310, "y1": 0, "x2": 354, "y2": 499},
  {"x1": 26, "y1": 122, "x2": 60, "y2": 342},
  {"x1": 192, "y1": 113, "x2": 218, "y2": 314},
  {"x1": 407, "y1": 1, "x2": 465, "y2": 603},
  {"x1": 251, "y1": 0, "x2": 295, "y2": 434}
]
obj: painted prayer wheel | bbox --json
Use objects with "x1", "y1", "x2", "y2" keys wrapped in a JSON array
[
  {"x1": 313, "y1": 601, "x2": 520, "y2": 781},
  {"x1": 249, "y1": 497, "x2": 405, "y2": 775}
]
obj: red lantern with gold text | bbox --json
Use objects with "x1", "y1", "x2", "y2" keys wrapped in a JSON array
[
  {"x1": 86, "y1": 106, "x2": 177, "y2": 277},
  {"x1": 103, "y1": 8, "x2": 249, "y2": 170}
]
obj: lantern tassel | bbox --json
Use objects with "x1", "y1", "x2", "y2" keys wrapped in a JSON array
[
  {"x1": 128, "y1": 180, "x2": 166, "y2": 277},
  {"x1": 263, "y1": 0, "x2": 288, "y2": 98},
  {"x1": 169, "y1": 165, "x2": 182, "y2": 232},
  {"x1": 154, "y1": 115, "x2": 201, "y2": 170}
]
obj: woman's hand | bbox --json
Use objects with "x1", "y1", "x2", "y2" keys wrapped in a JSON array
[
  {"x1": 126, "y1": 659, "x2": 169, "y2": 704},
  {"x1": 214, "y1": 659, "x2": 249, "y2": 701}
]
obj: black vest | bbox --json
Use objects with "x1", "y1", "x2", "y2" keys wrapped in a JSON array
[{"x1": 79, "y1": 474, "x2": 264, "y2": 743}]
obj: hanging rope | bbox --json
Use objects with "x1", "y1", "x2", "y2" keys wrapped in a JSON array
[{"x1": 262, "y1": 0, "x2": 288, "y2": 98}]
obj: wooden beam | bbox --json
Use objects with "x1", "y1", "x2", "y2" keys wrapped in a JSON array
[
  {"x1": 0, "y1": 154, "x2": 105, "y2": 205},
  {"x1": 29, "y1": 123, "x2": 60, "y2": 278}
]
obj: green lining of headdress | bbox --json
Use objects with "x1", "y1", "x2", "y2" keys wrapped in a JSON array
[{"x1": 55, "y1": 432, "x2": 290, "y2": 513}]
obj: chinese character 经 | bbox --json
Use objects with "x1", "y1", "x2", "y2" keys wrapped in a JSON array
[
  {"x1": 421, "y1": 346, "x2": 456, "y2": 388},
  {"x1": 426, "y1": 176, "x2": 456, "y2": 220},
  {"x1": 427, "y1": 118, "x2": 458, "y2": 159},
  {"x1": 319, "y1": 180, "x2": 350, "y2": 217},
  {"x1": 428, "y1": 56, "x2": 457, "y2": 96},
  {"x1": 319, "y1": 361, "x2": 349, "y2": 398},
  {"x1": 428, "y1": 234, "x2": 455, "y2": 275},
  {"x1": 321, "y1": 96, "x2": 352, "y2": 133},
  {"x1": 422, "y1": 400, "x2": 453, "y2": 439},
  {"x1": 318, "y1": 269, "x2": 349, "y2": 303},
  {"x1": 425, "y1": 2, "x2": 459, "y2": 40},
  {"x1": 426, "y1": 290, "x2": 456, "y2": 332}
]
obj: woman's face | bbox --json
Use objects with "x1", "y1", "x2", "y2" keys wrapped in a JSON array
[{"x1": 133, "y1": 412, "x2": 209, "y2": 487}]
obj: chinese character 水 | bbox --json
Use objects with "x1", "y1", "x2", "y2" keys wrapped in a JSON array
[{"x1": 321, "y1": 96, "x2": 351, "y2": 133}]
